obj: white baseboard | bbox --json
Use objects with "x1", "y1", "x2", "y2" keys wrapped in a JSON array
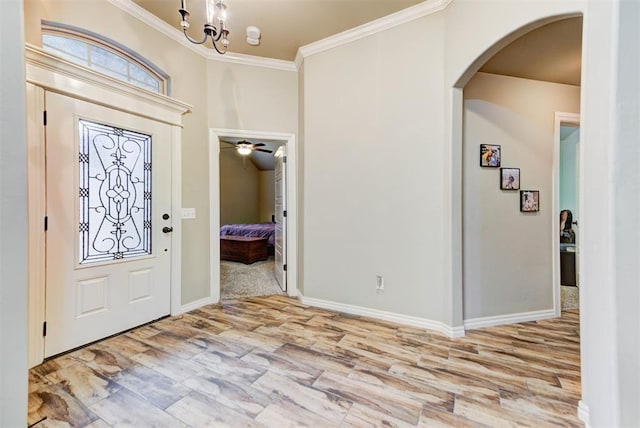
[
  {"x1": 463, "y1": 309, "x2": 556, "y2": 330},
  {"x1": 298, "y1": 295, "x2": 465, "y2": 338},
  {"x1": 578, "y1": 400, "x2": 590, "y2": 427},
  {"x1": 173, "y1": 296, "x2": 218, "y2": 316}
]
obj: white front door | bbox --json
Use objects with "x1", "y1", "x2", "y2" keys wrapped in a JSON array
[
  {"x1": 44, "y1": 92, "x2": 173, "y2": 357},
  {"x1": 274, "y1": 146, "x2": 286, "y2": 291}
]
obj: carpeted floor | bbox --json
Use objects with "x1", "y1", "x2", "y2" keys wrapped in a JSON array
[{"x1": 220, "y1": 256, "x2": 284, "y2": 300}]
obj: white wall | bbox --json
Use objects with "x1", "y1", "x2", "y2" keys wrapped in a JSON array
[
  {"x1": 560, "y1": 127, "x2": 579, "y2": 220},
  {"x1": 219, "y1": 148, "x2": 260, "y2": 225},
  {"x1": 204, "y1": 61, "x2": 297, "y2": 302},
  {"x1": 0, "y1": 0, "x2": 28, "y2": 425},
  {"x1": 612, "y1": 3, "x2": 640, "y2": 424},
  {"x1": 219, "y1": 150, "x2": 276, "y2": 225},
  {"x1": 302, "y1": 12, "x2": 447, "y2": 321},
  {"x1": 463, "y1": 72, "x2": 580, "y2": 320},
  {"x1": 259, "y1": 170, "x2": 275, "y2": 223}
]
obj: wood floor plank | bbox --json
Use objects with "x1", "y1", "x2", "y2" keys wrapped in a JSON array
[
  {"x1": 313, "y1": 370, "x2": 424, "y2": 425},
  {"x1": 240, "y1": 349, "x2": 323, "y2": 385},
  {"x1": 340, "y1": 402, "x2": 416, "y2": 428},
  {"x1": 29, "y1": 383, "x2": 98, "y2": 428},
  {"x1": 29, "y1": 296, "x2": 584, "y2": 427},
  {"x1": 182, "y1": 373, "x2": 272, "y2": 418},
  {"x1": 90, "y1": 388, "x2": 187, "y2": 428},
  {"x1": 255, "y1": 400, "x2": 334, "y2": 428},
  {"x1": 129, "y1": 347, "x2": 202, "y2": 382},
  {"x1": 253, "y1": 371, "x2": 352, "y2": 425},
  {"x1": 110, "y1": 364, "x2": 191, "y2": 410},
  {"x1": 45, "y1": 364, "x2": 121, "y2": 406},
  {"x1": 167, "y1": 391, "x2": 266, "y2": 428}
]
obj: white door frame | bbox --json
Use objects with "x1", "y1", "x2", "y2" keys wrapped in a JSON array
[
  {"x1": 553, "y1": 112, "x2": 581, "y2": 316},
  {"x1": 209, "y1": 128, "x2": 298, "y2": 302},
  {"x1": 25, "y1": 46, "x2": 190, "y2": 366}
]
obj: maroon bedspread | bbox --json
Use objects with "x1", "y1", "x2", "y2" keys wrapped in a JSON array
[{"x1": 220, "y1": 223, "x2": 275, "y2": 247}]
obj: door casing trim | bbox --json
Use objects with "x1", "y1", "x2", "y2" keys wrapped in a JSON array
[
  {"x1": 25, "y1": 45, "x2": 190, "y2": 366},
  {"x1": 209, "y1": 128, "x2": 298, "y2": 303},
  {"x1": 553, "y1": 112, "x2": 581, "y2": 317}
]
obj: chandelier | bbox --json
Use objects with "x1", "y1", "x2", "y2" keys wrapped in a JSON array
[{"x1": 178, "y1": 0, "x2": 230, "y2": 54}]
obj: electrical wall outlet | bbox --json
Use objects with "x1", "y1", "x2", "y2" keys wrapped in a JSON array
[{"x1": 376, "y1": 275, "x2": 384, "y2": 290}]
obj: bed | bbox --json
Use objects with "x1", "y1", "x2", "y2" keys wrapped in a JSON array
[{"x1": 220, "y1": 222, "x2": 276, "y2": 247}]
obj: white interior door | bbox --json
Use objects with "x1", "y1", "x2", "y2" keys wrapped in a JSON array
[
  {"x1": 44, "y1": 91, "x2": 173, "y2": 357},
  {"x1": 274, "y1": 146, "x2": 286, "y2": 291}
]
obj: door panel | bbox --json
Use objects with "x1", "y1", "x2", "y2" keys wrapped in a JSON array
[
  {"x1": 274, "y1": 146, "x2": 286, "y2": 291},
  {"x1": 44, "y1": 92, "x2": 173, "y2": 357}
]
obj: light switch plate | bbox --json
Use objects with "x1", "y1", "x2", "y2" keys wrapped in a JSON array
[{"x1": 182, "y1": 208, "x2": 196, "y2": 219}]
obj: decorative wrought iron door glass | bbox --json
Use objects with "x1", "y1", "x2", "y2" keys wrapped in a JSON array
[{"x1": 79, "y1": 120, "x2": 152, "y2": 264}]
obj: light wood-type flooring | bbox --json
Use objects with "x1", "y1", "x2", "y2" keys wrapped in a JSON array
[{"x1": 28, "y1": 295, "x2": 583, "y2": 427}]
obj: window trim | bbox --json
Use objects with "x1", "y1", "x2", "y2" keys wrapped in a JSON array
[{"x1": 42, "y1": 20, "x2": 171, "y2": 96}]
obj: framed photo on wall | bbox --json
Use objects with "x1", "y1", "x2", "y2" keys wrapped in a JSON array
[
  {"x1": 480, "y1": 144, "x2": 501, "y2": 167},
  {"x1": 520, "y1": 190, "x2": 540, "y2": 212},
  {"x1": 500, "y1": 168, "x2": 520, "y2": 190}
]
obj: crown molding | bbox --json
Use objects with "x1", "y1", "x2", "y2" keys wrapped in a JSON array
[
  {"x1": 106, "y1": 0, "x2": 296, "y2": 72},
  {"x1": 294, "y1": 49, "x2": 305, "y2": 70},
  {"x1": 206, "y1": 50, "x2": 296, "y2": 72},
  {"x1": 296, "y1": 0, "x2": 452, "y2": 61}
]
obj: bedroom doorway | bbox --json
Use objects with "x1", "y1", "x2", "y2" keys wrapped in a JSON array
[{"x1": 209, "y1": 129, "x2": 298, "y2": 303}]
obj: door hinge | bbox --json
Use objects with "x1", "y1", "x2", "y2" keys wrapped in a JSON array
[
  {"x1": 42, "y1": 321, "x2": 47, "y2": 337},
  {"x1": 283, "y1": 210, "x2": 287, "y2": 218},
  {"x1": 283, "y1": 264, "x2": 287, "y2": 271},
  {"x1": 43, "y1": 110, "x2": 47, "y2": 126},
  {"x1": 283, "y1": 156, "x2": 287, "y2": 163},
  {"x1": 44, "y1": 216, "x2": 48, "y2": 231}
]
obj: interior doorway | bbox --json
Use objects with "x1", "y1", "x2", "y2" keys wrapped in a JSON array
[
  {"x1": 459, "y1": 16, "x2": 583, "y2": 329},
  {"x1": 218, "y1": 137, "x2": 285, "y2": 299},
  {"x1": 554, "y1": 114, "x2": 580, "y2": 311},
  {"x1": 209, "y1": 129, "x2": 298, "y2": 303}
]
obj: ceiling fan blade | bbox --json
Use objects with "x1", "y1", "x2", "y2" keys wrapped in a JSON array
[
  {"x1": 255, "y1": 148, "x2": 273, "y2": 153},
  {"x1": 252, "y1": 143, "x2": 266, "y2": 147}
]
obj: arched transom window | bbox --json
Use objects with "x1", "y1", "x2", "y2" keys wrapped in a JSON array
[{"x1": 42, "y1": 21, "x2": 170, "y2": 95}]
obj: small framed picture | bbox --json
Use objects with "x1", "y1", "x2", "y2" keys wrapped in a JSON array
[
  {"x1": 500, "y1": 168, "x2": 520, "y2": 190},
  {"x1": 480, "y1": 144, "x2": 501, "y2": 167},
  {"x1": 520, "y1": 190, "x2": 540, "y2": 212}
]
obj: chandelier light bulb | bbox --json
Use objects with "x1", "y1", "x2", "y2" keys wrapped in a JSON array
[
  {"x1": 179, "y1": 0, "x2": 230, "y2": 54},
  {"x1": 205, "y1": 0, "x2": 215, "y2": 24}
]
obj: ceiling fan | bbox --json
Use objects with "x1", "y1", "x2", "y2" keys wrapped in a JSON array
[{"x1": 222, "y1": 140, "x2": 273, "y2": 155}]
